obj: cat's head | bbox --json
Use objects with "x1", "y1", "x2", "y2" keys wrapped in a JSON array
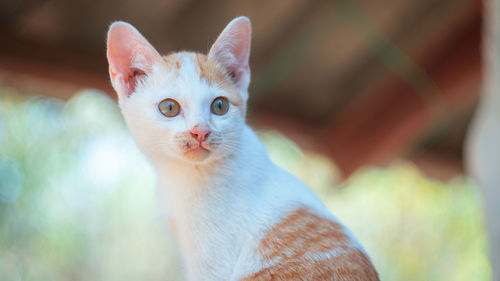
[{"x1": 106, "y1": 17, "x2": 251, "y2": 164}]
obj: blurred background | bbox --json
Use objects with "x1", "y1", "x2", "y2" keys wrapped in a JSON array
[{"x1": 0, "y1": 0, "x2": 493, "y2": 280}]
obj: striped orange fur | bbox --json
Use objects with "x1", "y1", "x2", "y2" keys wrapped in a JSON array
[{"x1": 240, "y1": 208, "x2": 379, "y2": 281}]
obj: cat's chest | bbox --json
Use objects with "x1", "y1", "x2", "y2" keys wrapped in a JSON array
[
  {"x1": 170, "y1": 205, "x2": 254, "y2": 280},
  {"x1": 159, "y1": 181, "x2": 258, "y2": 280}
]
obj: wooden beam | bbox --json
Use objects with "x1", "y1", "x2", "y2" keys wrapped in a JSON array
[
  {"x1": 323, "y1": 11, "x2": 482, "y2": 176},
  {"x1": 0, "y1": 29, "x2": 112, "y2": 98},
  {"x1": 0, "y1": 55, "x2": 111, "y2": 97}
]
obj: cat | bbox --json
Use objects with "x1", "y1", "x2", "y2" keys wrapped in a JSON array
[{"x1": 106, "y1": 16, "x2": 379, "y2": 281}]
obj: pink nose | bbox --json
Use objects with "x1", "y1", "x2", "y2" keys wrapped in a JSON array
[{"x1": 190, "y1": 126, "x2": 211, "y2": 142}]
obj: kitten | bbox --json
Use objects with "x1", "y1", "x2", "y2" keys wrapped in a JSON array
[{"x1": 106, "y1": 16, "x2": 379, "y2": 281}]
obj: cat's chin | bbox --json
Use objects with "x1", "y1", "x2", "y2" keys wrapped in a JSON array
[{"x1": 182, "y1": 147, "x2": 212, "y2": 163}]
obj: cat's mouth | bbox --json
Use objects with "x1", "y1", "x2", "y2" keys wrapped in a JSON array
[
  {"x1": 182, "y1": 141, "x2": 213, "y2": 162},
  {"x1": 187, "y1": 144, "x2": 210, "y2": 152},
  {"x1": 184, "y1": 140, "x2": 212, "y2": 151}
]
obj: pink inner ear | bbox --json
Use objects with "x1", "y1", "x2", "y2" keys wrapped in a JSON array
[
  {"x1": 125, "y1": 68, "x2": 147, "y2": 94},
  {"x1": 209, "y1": 17, "x2": 251, "y2": 89},
  {"x1": 106, "y1": 22, "x2": 160, "y2": 96}
]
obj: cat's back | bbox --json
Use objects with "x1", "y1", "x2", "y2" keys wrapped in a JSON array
[
  {"x1": 233, "y1": 201, "x2": 379, "y2": 281},
  {"x1": 230, "y1": 154, "x2": 379, "y2": 280},
  {"x1": 241, "y1": 207, "x2": 378, "y2": 280}
]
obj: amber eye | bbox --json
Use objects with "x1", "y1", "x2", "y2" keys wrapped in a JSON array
[
  {"x1": 158, "y1": 99, "x2": 180, "y2": 117},
  {"x1": 211, "y1": 97, "x2": 229, "y2": 115}
]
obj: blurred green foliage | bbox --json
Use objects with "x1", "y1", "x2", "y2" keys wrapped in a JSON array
[{"x1": 0, "y1": 88, "x2": 490, "y2": 281}]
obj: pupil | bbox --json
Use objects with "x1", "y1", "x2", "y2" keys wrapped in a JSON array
[{"x1": 169, "y1": 103, "x2": 173, "y2": 111}]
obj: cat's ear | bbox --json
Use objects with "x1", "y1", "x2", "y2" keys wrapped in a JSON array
[
  {"x1": 208, "y1": 17, "x2": 251, "y2": 91},
  {"x1": 106, "y1": 21, "x2": 161, "y2": 97}
]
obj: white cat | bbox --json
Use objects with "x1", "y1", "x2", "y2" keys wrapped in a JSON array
[{"x1": 106, "y1": 16, "x2": 379, "y2": 281}]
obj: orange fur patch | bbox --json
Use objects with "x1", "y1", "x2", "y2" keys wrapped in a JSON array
[
  {"x1": 240, "y1": 207, "x2": 379, "y2": 281},
  {"x1": 162, "y1": 52, "x2": 243, "y2": 108},
  {"x1": 163, "y1": 54, "x2": 182, "y2": 72},
  {"x1": 193, "y1": 53, "x2": 242, "y2": 107}
]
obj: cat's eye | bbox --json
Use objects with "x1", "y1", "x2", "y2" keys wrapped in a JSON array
[
  {"x1": 211, "y1": 97, "x2": 229, "y2": 115},
  {"x1": 159, "y1": 99, "x2": 180, "y2": 117}
]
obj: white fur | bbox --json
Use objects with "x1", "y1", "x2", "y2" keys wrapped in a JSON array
[{"x1": 107, "y1": 17, "x2": 368, "y2": 281}]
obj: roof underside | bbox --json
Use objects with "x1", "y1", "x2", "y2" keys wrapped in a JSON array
[{"x1": 0, "y1": 0, "x2": 482, "y2": 177}]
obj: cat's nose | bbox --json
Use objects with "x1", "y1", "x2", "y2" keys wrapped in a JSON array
[{"x1": 190, "y1": 126, "x2": 211, "y2": 142}]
